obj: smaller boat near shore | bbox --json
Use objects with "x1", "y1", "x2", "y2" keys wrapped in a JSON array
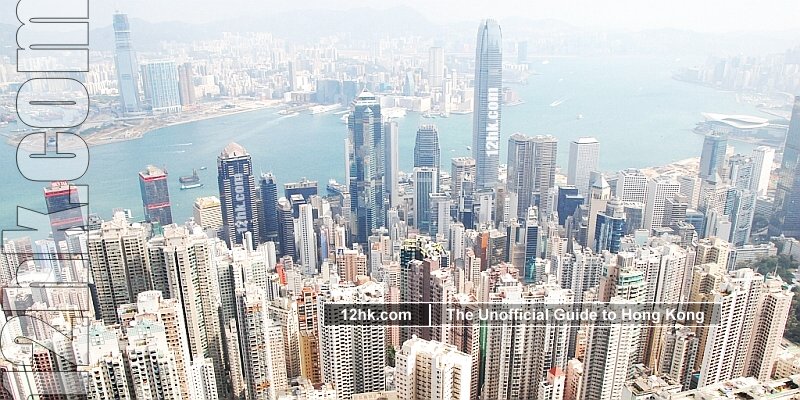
[{"x1": 181, "y1": 183, "x2": 204, "y2": 190}]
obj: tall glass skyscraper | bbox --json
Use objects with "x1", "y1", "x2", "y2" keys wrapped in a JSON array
[
  {"x1": 259, "y1": 172, "x2": 279, "y2": 245},
  {"x1": 346, "y1": 90, "x2": 385, "y2": 244},
  {"x1": 138, "y1": 165, "x2": 172, "y2": 226},
  {"x1": 217, "y1": 143, "x2": 260, "y2": 246},
  {"x1": 141, "y1": 60, "x2": 182, "y2": 114},
  {"x1": 414, "y1": 125, "x2": 441, "y2": 171},
  {"x1": 113, "y1": 13, "x2": 141, "y2": 115},
  {"x1": 699, "y1": 131, "x2": 727, "y2": 182},
  {"x1": 472, "y1": 19, "x2": 503, "y2": 190},
  {"x1": 777, "y1": 96, "x2": 800, "y2": 238}
]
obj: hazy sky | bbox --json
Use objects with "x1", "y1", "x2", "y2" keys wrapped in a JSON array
[
  {"x1": 4, "y1": 0, "x2": 799, "y2": 33},
  {"x1": 87, "y1": 0, "x2": 800, "y2": 32}
]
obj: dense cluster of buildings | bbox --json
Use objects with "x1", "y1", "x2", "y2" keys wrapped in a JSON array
[{"x1": 3, "y1": 15, "x2": 800, "y2": 400}]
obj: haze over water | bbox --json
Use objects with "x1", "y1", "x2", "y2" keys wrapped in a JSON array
[{"x1": 0, "y1": 56, "x2": 766, "y2": 231}]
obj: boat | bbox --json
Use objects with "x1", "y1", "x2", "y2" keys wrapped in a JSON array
[
  {"x1": 179, "y1": 169, "x2": 200, "y2": 184},
  {"x1": 576, "y1": 114, "x2": 584, "y2": 120},
  {"x1": 550, "y1": 97, "x2": 567, "y2": 107},
  {"x1": 180, "y1": 183, "x2": 204, "y2": 190},
  {"x1": 199, "y1": 166, "x2": 208, "y2": 170},
  {"x1": 309, "y1": 104, "x2": 342, "y2": 114}
]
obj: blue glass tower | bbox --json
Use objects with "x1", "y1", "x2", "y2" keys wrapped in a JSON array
[
  {"x1": 217, "y1": 143, "x2": 259, "y2": 246},
  {"x1": 113, "y1": 13, "x2": 141, "y2": 115},
  {"x1": 777, "y1": 96, "x2": 800, "y2": 238},
  {"x1": 472, "y1": 19, "x2": 503, "y2": 189},
  {"x1": 594, "y1": 199, "x2": 626, "y2": 254},
  {"x1": 557, "y1": 185, "x2": 584, "y2": 226},
  {"x1": 259, "y1": 172, "x2": 279, "y2": 244},
  {"x1": 347, "y1": 90, "x2": 385, "y2": 244}
]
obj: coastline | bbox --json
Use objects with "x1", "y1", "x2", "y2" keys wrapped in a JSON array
[{"x1": 8, "y1": 99, "x2": 283, "y2": 152}]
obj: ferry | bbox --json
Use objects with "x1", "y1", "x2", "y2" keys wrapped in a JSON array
[
  {"x1": 180, "y1": 183, "x2": 204, "y2": 190},
  {"x1": 179, "y1": 170, "x2": 200, "y2": 184},
  {"x1": 309, "y1": 104, "x2": 341, "y2": 114}
]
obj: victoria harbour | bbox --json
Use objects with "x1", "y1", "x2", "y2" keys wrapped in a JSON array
[{"x1": 0, "y1": 56, "x2": 764, "y2": 231}]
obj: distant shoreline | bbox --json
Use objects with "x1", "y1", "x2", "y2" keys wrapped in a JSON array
[{"x1": 8, "y1": 100, "x2": 283, "y2": 151}]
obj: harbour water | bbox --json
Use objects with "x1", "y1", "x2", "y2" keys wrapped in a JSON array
[{"x1": 0, "y1": 56, "x2": 769, "y2": 231}]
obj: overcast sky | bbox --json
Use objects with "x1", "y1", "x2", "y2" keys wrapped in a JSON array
[
  {"x1": 84, "y1": 0, "x2": 799, "y2": 32},
  {"x1": 5, "y1": 0, "x2": 800, "y2": 33}
]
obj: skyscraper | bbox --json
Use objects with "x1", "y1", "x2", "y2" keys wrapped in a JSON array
[
  {"x1": 506, "y1": 133, "x2": 534, "y2": 221},
  {"x1": 615, "y1": 168, "x2": 648, "y2": 204},
  {"x1": 531, "y1": 135, "x2": 559, "y2": 210},
  {"x1": 594, "y1": 198, "x2": 626, "y2": 254},
  {"x1": 384, "y1": 120, "x2": 400, "y2": 207},
  {"x1": 277, "y1": 197, "x2": 296, "y2": 259},
  {"x1": 428, "y1": 47, "x2": 445, "y2": 89},
  {"x1": 750, "y1": 146, "x2": 775, "y2": 196},
  {"x1": 217, "y1": 143, "x2": 260, "y2": 246},
  {"x1": 141, "y1": 60, "x2": 182, "y2": 114},
  {"x1": 699, "y1": 131, "x2": 728, "y2": 182},
  {"x1": 414, "y1": 167, "x2": 438, "y2": 233},
  {"x1": 472, "y1": 19, "x2": 503, "y2": 190},
  {"x1": 777, "y1": 97, "x2": 800, "y2": 238},
  {"x1": 414, "y1": 125, "x2": 441, "y2": 173},
  {"x1": 568, "y1": 137, "x2": 600, "y2": 195},
  {"x1": 113, "y1": 13, "x2": 141, "y2": 115},
  {"x1": 259, "y1": 173, "x2": 280, "y2": 244},
  {"x1": 297, "y1": 203, "x2": 318, "y2": 274},
  {"x1": 451, "y1": 157, "x2": 476, "y2": 202},
  {"x1": 644, "y1": 176, "x2": 681, "y2": 232},
  {"x1": 347, "y1": 90, "x2": 385, "y2": 244},
  {"x1": 44, "y1": 181, "x2": 85, "y2": 244},
  {"x1": 395, "y1": 337, "x2": 472, "y2": 400},
  {"x1": 192, "y1": 196, "x2": 222, "y2": 232},
  {"x1": 138, "y1": 165, "x2": 173, "y2": 226},
  {"x1": 557, "y1": 185, "x2": 584, "y2": 226},
  {"x1": 177, "y1": 62, "x2": 196, "y2": 106}
]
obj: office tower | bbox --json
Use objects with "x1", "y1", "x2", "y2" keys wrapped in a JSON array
[
  {"x1": 568, "y1": 137, "x2": 600, "y2": 195},
  {"x1": 728, "y1": 154, "x2": 754, "y2": 190},
  {"x1": 698, "y1": 268, "x2": 763, "y2": 387},
  {"x1": 699, "y1": 131, "x2": 728, "y2": 181},
  {"x1": 429, "y1": 194, "x2": 452, "y2": 240},
  {"x1": 125, "y1": 321, "x2": 184, "y2": 400},
  {"x1": 414, "y1": 125, "x2": 441, "y2": 172},
  {"x1": 177, "y1": 62, "x2": 195, "y2": 106},
  {"x1": 259, "y1": 173, "x2": 280, "y2": 244},
  {"x1": 217, "y1": 142, "x2": 260, "y2": 246},
  {"x1": 141, "y1": 60, "x2": 182, "y2": 113},
  {"x1": 483, "y1": 281, "x2": 573, "y2": 399},
  {"x1": 663, "y1": 194, "x2": 689, "y2": 227},
  {"x1": 750, "y1": 146, "x2": 775, "y2": 196},
  {"x1": 297, "y1": 203, "x2": 318, "y2": 274},
  {"x1": 113, "y1": 13, "x2": 141, "y2": 114},
  {"x1": 284, "y1": 178, "x2": 319, "y2": 203},
  {"x1": 776, "y1": 97, "x2": 800, "y2": 237},
  {"x1": 730, "y1": 188, "x2": 756, "y2": 246},
  {"x1": 147, "y1": 225, "x2": 224, "y2": 395},
  {"x1": 320, "y1": 282, "x2": 386, "y2": 399},
  {"x1": 586, "y1": 173, "x2": 612, "y2": 249},
  {"x1": 428, "y1": 47, "x2": 445, "y2": 88},
  {"x1": 523, "y1": 207, "x2": 540, "y2": 282},
  {"x1": 616, "y1": 168, "x2": 648, "y2": 204},
  {"x1": 557, "y1": 186, "x2": 584, "y2": 226},
  {"x1": 138, "y1": 165, "x2": 173, "y2": 226},
  {"x1": 384, "y1": 121, "x2": 400, "y2": 207},
  {"x1": 395, "y1": 337, "x2": 471, "y2": 400},
  {"x1": 507, "y1": 133, "x2": 534, "y2": 221},
  {"x1": 594, "y1": 198, "x2": 626, "y2": 254},
  {"x1": 404, "y1": 71, "x2": 417, "y2": 96},
  {"x1": 580, "y1": 298, "x2": 639, "y2": 400},
  {"x1": 644, "y1": 177, "x2": 681, "y2": 232},
  {"x1": 472, "y1": 19, "x2": 503, "y2": 189},
  {"x1": 277, "y1": 197, "x2": 296, "y2": 259},
  {"x1": 236, "y1": 285, "x2": 289, "y2": 399},
  {"x1": 414, "y1": 167, "x2": 439, "y2": 233},
  {"x1": 532, "y1": 135, "x2": 559, "y2": 210},
  {"x1": 347, "y1": 90, "x2": 385, "y2": 243},
  {"x1": 44, "y1": 181, "x2": 85, "y2": 244},
  {"x1": 87, "y1": 211, "x2": 151, "y2": 323},
  {"x1": 192, "y1": 196, "x2": 222, "y2": 232},
  {"x1": 451, "y1": 157, "x2": 476, "y2": 201}
]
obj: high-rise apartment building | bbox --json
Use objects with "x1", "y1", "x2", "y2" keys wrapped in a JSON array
[
  {"x1": 395, "y1": 337, "x2": 471, "y2": 400},
  {"x1": 472, "y1": 19, "x2": 503, "y2": 189},
  {"x1": 141, "y1": 60, "x2": 182, "y2": 113},
  {"x1": 192, "y1": 196, "x2": 222, "y2": 232}
]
